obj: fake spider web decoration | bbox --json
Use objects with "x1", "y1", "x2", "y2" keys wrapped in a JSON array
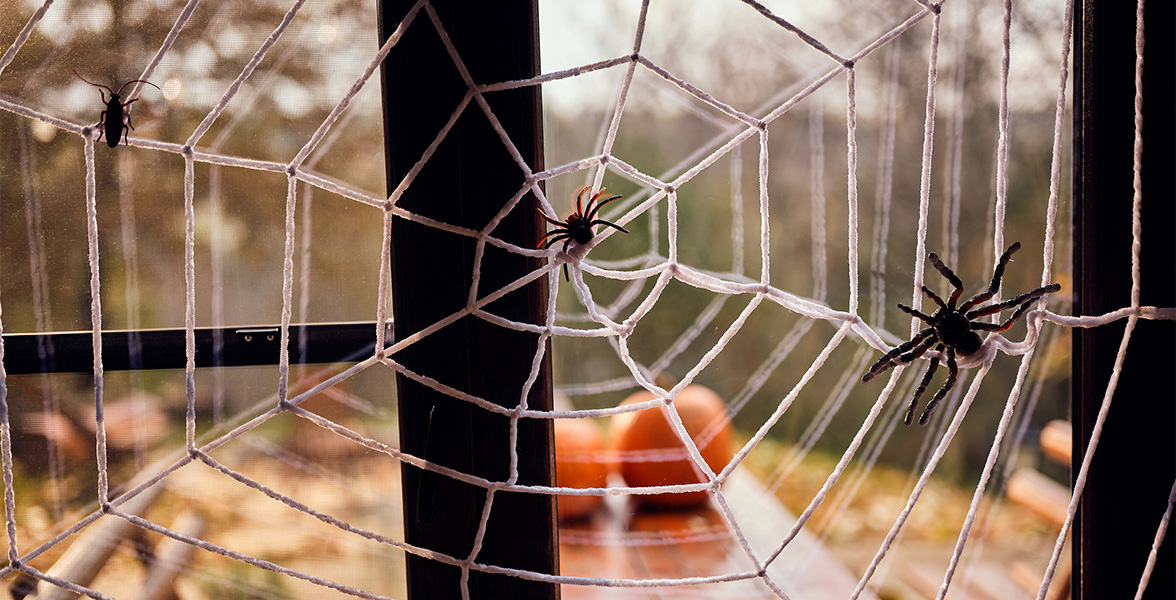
[{"x1": 0, "y1": 0, "x2": 1171, "y2": 599}]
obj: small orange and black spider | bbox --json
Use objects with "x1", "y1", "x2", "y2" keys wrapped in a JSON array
[
  {"x1": 861, "y1": 242, "x2": 1060, "y2": 425},
  {"x1": 538, "y1": 186, "x2": 629, "y2": 281}
]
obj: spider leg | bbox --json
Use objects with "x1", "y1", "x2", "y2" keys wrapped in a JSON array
[
  {"x1": 921, "y1": 285, "x2": 947, "y2": 309},
  {"x1": 965, "y1": 283, "x2": 1061, "y2": 320},
  {"x1": 561, "y1": 237, "x2": 575, "y2": 281},
  {"x1": 585, "y1": 193, "x2": 623, "y2": 222},
  {"x1": 584, "y1": 189, "x2": 603, "y2": 215},
  {"x1": 969, "y1": 283, "x2": 1061, "y2": 331},
  {"x1": 580, "y1": 187, "x2": 602, "y2": 220},
  {"x1": 575, "y1": 186, "x2": 589, "y2": 217},
  {"x1": 905, "y1": 346, "x2": 942, "y2": 425},
  {"x1": 539, "y1": 232, "x2": 571, "y2": 249},
  {"x1": 588, "y1": 219, "x2": 629, "y2": 234},
  {"x1": 537, "y1": 207, "x2": 569, "y2": 228},
  {"x1": 969, "y1": 321, "x2": 1005, "y2": 332},
  {"x1": 861, "y1": 328, "x2": 935, "y2": 383},
  {"x1": 959, "y1": 242, "x2": 1022, "y2": 312},
  {"x1": 538, "y1": 230, "x2": 566, "y2": 244},
  {"x1": 918, "y1": 347, "x2": 958, "y2": 425},
  {"x1": 897, "y1": 303, "x2": 936, "y2": 324},
  {"x1": 539, "y1": 227, "x2": 569, "y2": 242},
  {"x1": 899, "y1": 334, "x2": 938, "y2": 363},
  {"x1": 928, "y1": 252, "x2": 965, "y2": 307},
  {"x1": 537, "y1": 230, "x2": 574, "y2": 278}
]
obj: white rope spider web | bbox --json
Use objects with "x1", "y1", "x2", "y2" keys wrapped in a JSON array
[{"x1": 0, "y1": 0, "x2": 1171, "y2": 598}]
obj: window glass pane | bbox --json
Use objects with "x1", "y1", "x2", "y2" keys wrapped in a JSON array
[
  {"x1": 539, "y1": 1, "x2": 1073, "y2": 596},
  {"x1": 0, "y1": 1, "x2": 403, "y2": 597}
]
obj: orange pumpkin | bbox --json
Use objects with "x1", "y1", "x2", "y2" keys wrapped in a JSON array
[
  {"x1": 554, "y1": 418, "x2": 611, "y2": 520},
  {"x1": 610, "y1": 384, "x2": 734, "y2": 507}
]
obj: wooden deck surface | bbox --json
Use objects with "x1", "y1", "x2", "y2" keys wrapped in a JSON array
[{"x1": 558, "y1": 468, "x2": 877, "y2": 599}]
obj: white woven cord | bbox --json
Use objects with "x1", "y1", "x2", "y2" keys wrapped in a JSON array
[
  {"x1": 1135, "y1": 479, "x2": 1176, "y2": 600},
  {"x1": 0, "y1": 0, "x2": 1172, "y2": 598}
]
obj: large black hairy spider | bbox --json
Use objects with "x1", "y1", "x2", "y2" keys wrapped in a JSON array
[
  {"x1": 538, "y1": 186, "x2": 629, "y2": 281},
  {"x1": 861, "y1": 242, "x2": 1061, "y2": 425}
]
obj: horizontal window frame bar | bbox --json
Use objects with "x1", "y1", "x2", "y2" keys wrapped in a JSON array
[{"x1": 2, "y1": 322, "x2": 390, "y2": 374}]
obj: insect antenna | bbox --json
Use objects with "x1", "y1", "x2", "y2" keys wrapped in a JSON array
[
  {"x1": 115, "y1": 79, "x2": 161, "y2": 96},
  {"x1": 71, "y1": 69, "x2": 114, "y2": 95}
]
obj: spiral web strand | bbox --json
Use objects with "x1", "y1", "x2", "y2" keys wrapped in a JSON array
[{"x1": 0, "y1": 0, "x2": 1171, "y2": 598}]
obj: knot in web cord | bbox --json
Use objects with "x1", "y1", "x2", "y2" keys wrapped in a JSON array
[
  {"x1": 611, "y1": 316, "x2": 636, "y2": 338},
  {"x1": 180, "y1": 144, "x2": 194, "y2": 158},
  {"x1": 563, "y1": 238, "x2": 591, "y2": 264},
  {"x1": 975, "y1": 306, "x2": 1050, "y2": 362},
  {"x1": 946, "y1": 341, "x2": 996, "y2": 370},
  {"x1": 285, "y1": 164, "x2": 298, "y2": 177}
]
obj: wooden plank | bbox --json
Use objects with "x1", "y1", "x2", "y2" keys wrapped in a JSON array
[
  {"x1": 1039, "y1": 420, "x2": 1071, "y2": 466},
  {"x1": 905, "y1": 561, "x2": 1032, "y2": 600},
  {"x1": 135, "y1": 512, "x2": 205, "y2": 600},
  {"x1": 1007, "y1": 469, "x2": 1070, "y2": 529},
  {"x1": 558, "y1": 469, "x2": 874, "y2": 599},
  {"x1": 1011, "y1": 555, "x2": 1071, "y2": 600},
  {"x1": 723, "y1": 469, "x2": 877, "y2": 600},
  {"x1": 38, "y1": 484, "x2": 165, "y2": 600}
]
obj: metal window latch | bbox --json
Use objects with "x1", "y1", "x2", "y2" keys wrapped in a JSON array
[{"x1": 235, "y1": 328, "x2": 280, "y2": 344}]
